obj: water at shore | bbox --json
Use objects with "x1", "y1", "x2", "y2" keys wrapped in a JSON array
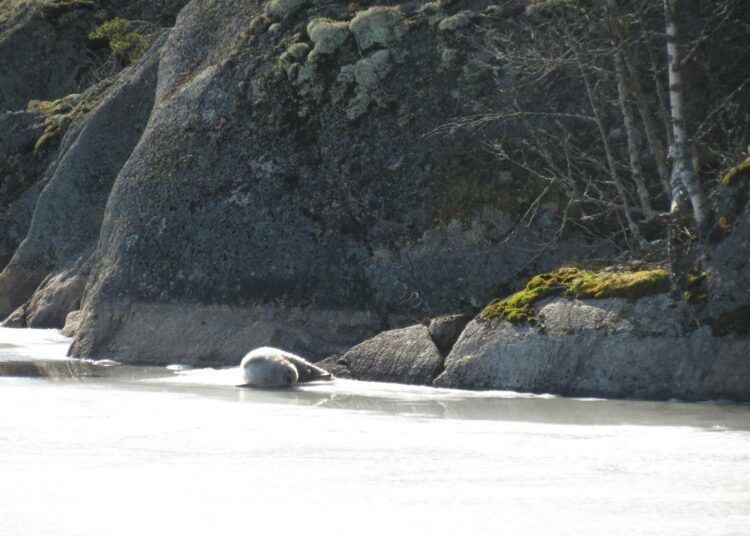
[{"x1": 1, "y1": 327, "x2": 749, "y2": 536}]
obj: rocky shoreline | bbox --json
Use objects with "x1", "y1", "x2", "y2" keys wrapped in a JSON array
[
  {"x1": 319, "y1": 293, "x2": 750, "y2": 401},
  {"x1": 316, "y1": 264, "x2": 750, "y2": 401},
  {"x1": 1, "y1": 0, "x2": 749, "y2": 401}
]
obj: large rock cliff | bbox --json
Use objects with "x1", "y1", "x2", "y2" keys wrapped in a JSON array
[{"x1": 1, "y1": 0, "x2": 595, "y2": 364}]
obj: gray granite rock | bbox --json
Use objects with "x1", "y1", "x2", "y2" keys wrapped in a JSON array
[
  {"x1": 0, "y1": 33, "x2": 166, "y2": 324},
  {"x1": 2, "y1": 304, "x2": 26, "y2": 328},
  {"x1": 428, "y1": 313, "x2": 472, "y2": 355},
  {"x1": 326, "y1": 324, "x2": 444, "y2": 385},
  {"x1": 435, "y1": 296, "x2": 750, "y2": 401},
  {"x1": 316, "y1": 355, "x2": 354, "y2": 379},
  {"x1": 25, "y1": 268, "x2": 87, "y2": 329},
  {"x1": 61, "y1": 309, "x2": 82, "y2": 338}
]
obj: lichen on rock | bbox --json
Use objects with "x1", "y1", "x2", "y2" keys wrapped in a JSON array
[
  {"x1": 265, "y1": 0, "x2": 304, "y2": 21},
  {"x1": 349, "y1": 6, "x2": 407, "y2": 51},
  {"x1": 437, "y1": 12, "x2": 472, "y2": 32},
  {"x1": 306, "y1": 17, "x2": 349, "y2": 60},
  {"x1": 338, "y1": 48, "x2": 394, "y2": 119}
]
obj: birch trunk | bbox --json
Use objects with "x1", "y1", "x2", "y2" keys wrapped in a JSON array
[
  {"x1": 606, "y1": 0, "x2": 655, "y2": 219},
  {"x1": 664, "y1": 0, "x2": 708, "y2": 232}
]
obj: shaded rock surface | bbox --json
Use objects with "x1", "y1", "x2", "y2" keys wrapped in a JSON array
[
  {"x1": 0, "y1": 0, "x2": 188, "y2": 110},
  {"x1": 318, "y1": 324, "x2": 444, "y2": 385},
  {"x1": 434, "y1": 295, "x2": 750, "y2": 401},
  {"x1": 316, "y1": 354, "x2": 354, "y2": 379},
  {"x1": 0, "y1": 0, "x2": 95, "y2": 112},
  {"x1": 0, "y1": 108, "x2": 52, "y2": 270},
  {"x1": 71, "y1": 301, "x2": 379, "y2": 366},
  {"x1": 0, "y1": 31, "x2": 166, "y2": 326},
  {"x1": 24, "y1": 266, "x2": 87, "y2": 328},
  {"x1": 58, "y1": 0, "x2": 595, "y2": 363},
  {"x1": 3, "y1": 303, "x2": 26, "y2": 328},
  {"x1": 61, "y1": 309, "x2": 82, "y2": 338},
  {"x1": 705, "y1": 166, "x2": 750, "y2": 326},
  {"x1": 428, "y1": 313, "x2": 472, "y2": 355}
]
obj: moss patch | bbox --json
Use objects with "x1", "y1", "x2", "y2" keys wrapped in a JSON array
[
  {"x1": 89, "y1": 18, "x2": 149, "y2": 64},
  {"x1": 31, "y1": 95, "x2": 81, "y2": 153},
  {"x1": 710, "y1": 156, "x2": 750, "y2": 243},
  {"x1": 682, "y1": 268, "x2": 708, "y2": 304},
  {"x1": 33, "y1": 75, "x2": 117, "y2": 154},
  {"x1": 479, "y1": 266, "x2": 670, "y2": 323}
]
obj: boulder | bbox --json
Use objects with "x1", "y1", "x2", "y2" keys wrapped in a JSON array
[
  {"x1": 71, "y1": 301, "x2": 379, "y2": 366},
  {"x1": 316, "y1": 354, "x2": 354, "y2": 379},
  {"x1": 434, "y1": 295, "x2": 750, "y2": 401},
  {"x1": 428, "y1": 313, "x2": 472, "y2": 354},
  {"x1": 2, "y1": 304, "x2": 26, "y2": 328},
  {"x1": 322, "y1": 324, "x2": 444, "y2": 385},
  {"x1": 24, "y1": 268, "x2": 87, "y2": 329}
]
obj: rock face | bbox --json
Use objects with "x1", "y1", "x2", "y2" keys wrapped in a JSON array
[
  {"x1": 0, "y1": 1, "x2": 95, "y2": 112},
  {"x1": 43, "y1": 0, "x2": 590, "y2": 363},
  {"x1": 434, "y1": 295, "x2": 750, "y2": 401},
  {"x1": 705, "y1": 163, "x2": 750, "y2": 328},
  {"x1": 0, "y1": 0, "x2": 187, "y2": 111},
  {"x1": 319, "y1": 324, "x2": 444, "y2": 385},
  {"x1": 0, "y1": 108, "x2": 51, "y2": 270},
  {"x1": 0, "y1": 32, "x2": 166, "y2": 328}
]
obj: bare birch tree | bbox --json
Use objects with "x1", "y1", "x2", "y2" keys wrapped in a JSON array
[
  {"x1": 663, "y1": 0, "x2": 708, "y2": 232},
  {"x1": 444, "y1": 0, "x2": 749, "y2": 254}
]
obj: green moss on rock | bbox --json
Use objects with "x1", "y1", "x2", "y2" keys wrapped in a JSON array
[
  {"x1": 709, "y1": 156, "x2": 750, "y2": 243},
  {"x1": 33, "y1": 76, "x2": 117, "y2": 153},
  {"x1": 479, "y1": 266, "x2": 670, "y2": 323},
  {"x1": 89, "y1": 18, "x2": 149, "y2": 64},
  {"x1": 681, "y1": 268, "x2": 708, "y2": 304},
  {"x1": 31, "y1": 94, "x2": 83, "y2": 153}
]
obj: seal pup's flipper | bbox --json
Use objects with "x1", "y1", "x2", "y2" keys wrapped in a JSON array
[{"x1": 278, "y1": 352, "x2": 333, "y2": 383}]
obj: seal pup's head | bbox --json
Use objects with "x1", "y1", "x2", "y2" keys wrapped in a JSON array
[{"x1": 240, "y1": 350, "x2": 299, "y2": 388}]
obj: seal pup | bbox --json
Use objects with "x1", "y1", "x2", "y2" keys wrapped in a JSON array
[{"x1": 239, "y1": 347, "x2": 333, "y2": 388}]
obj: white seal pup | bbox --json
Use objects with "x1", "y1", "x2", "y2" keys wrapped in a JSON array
[{"x1": 239, "y1": 347, "x2": 333, "y2": 388}]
